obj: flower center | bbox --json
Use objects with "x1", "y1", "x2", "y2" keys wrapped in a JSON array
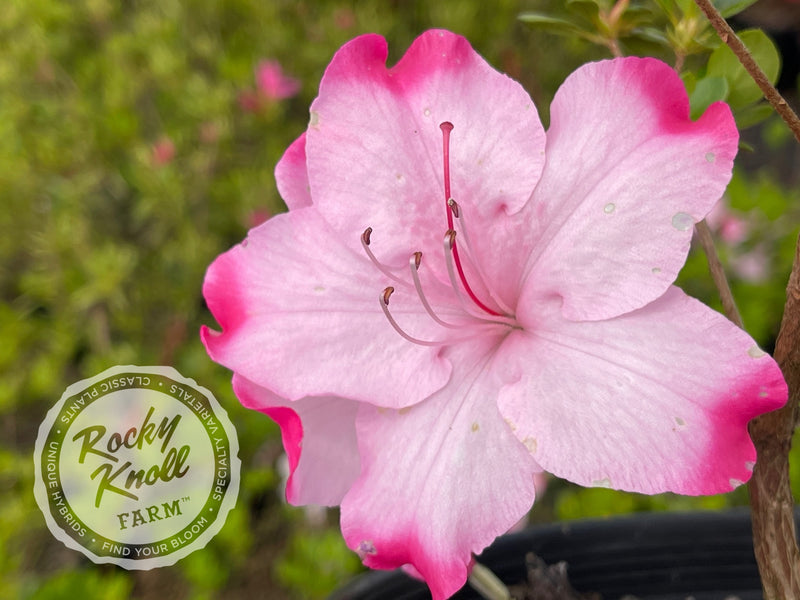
[{"x1": 362, "y1": 122, "x2": 515, "y2": 346}]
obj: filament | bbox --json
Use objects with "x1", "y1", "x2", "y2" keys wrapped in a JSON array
[
  {"x1": 379, "y1": 286, "x2": 509, "y2": 346},
  {"x1": 379, "y1": 287, "x2": 441, "y2": 347},
  {"x1": 447, "y1": 198, "x2": 514, "y2": 316},
  {"x1": 361, "y1": 227, "x2": 406, "y2": 285},
  {"x1": 409, "y1": 252, "x2": 460, "y2": 329}
]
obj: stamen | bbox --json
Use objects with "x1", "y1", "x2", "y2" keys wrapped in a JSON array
[
  {"x1": 443, "y1": 231, "x2": 486, "y2": 317},
  {"x1": 447, "y1": 231, "x2": 502, "y2": 317},
  {"x1": 361, "y1": 227, "x2": 406, "y2": 285},
  {"x1": 447, "y1": 199, "x2": 515, "y2": 316},
  {"x1": 380, "y1": 286, "x2": 509, "y2": 346},
  {"x1": 447, "y1": 197, "x2": 459, "y2": 218},
  {"x1": 379, "y1": 287, "x2": 440, "y2": 347},
  {"x1": 409, "y1": 252, "x2": 459, "y2": 329}
]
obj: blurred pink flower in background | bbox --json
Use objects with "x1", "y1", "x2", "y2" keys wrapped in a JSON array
[
  {"x1": 238, "y1": 89, "x2": 261, "y2": 112},
  {"x1": 240, "y1": 59, "x2": 300, "y2": 113},
  {"x1": 732, "y1": 248, "x2": 771, "y2": 283},
  {"x1": 151, "y1": 136, "x2": 175, "y2": 166},
  {"x1": 247, "y1": 208, "x2": 271, "y2": 229},
  {"x1": 706, "y1": 202, "x2": 750, "y2": 245},
  {"x1": 333, "y1": 8, "x2": 356, "y2": 30},
  {"x1": 256, "y1": 59, "x2": 300, "y2": 100}
]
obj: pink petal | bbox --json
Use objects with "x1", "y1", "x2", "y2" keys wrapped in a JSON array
[
  {"x1": 499, "y1": 286, "x2": 787, "y2": 495},
  {"x1": 340, "y1": 341, "x2": 541, "y2": 600},
  {"x1": 522, "y1": 57, "x2": 739, "y2": 321},
  {"x1": 275, "y1": 133, "x2": 311, "y2": 210},
  {"x1": 201, "y1": 207, "x2": 452, "y2": 408},
  {"x1": 232, "y1": 375, "x2": 360, "y2": 505},
  {"x1": 306, "y1": 30, "x2": 546, "y2": 305}
]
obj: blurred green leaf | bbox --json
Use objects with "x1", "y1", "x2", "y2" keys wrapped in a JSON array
[
  {"x1": 631, "y1": 26, "x2": 670, "y2": 45},
  {"x1": 564, "y1": 0, "x2": 601, "y2": 22},
  {"x1": 29, "y1": 569, "x2": 132, "y2": 600},
  {"x1": 707, "y1": 29, "x2": 780, "y2": 108},
  {"x1": 734, "y1": 102, "x2": 775, "y2": 129},
  {"x1": 689, "y1": 75, "x2": 729, "y2": 119},
  {"x1": 712, "y1": 0, "x2": 760, "y2": 18},
  {"x1": 275, "y1": 529, "x2": 363, "y2": 599},
  {"x1": 518, "y1": 13, "x2": 587, "y2": 37},
  {"x1": 674, "y1": 0, "x2": 698, "y2": 13}
]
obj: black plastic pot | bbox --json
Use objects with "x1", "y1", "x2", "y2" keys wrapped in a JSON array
[{"x1": 329, "y1": 509, "x2": 798, "y2": 600}]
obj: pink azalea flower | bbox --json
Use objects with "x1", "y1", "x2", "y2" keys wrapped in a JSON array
[
  {"x1": 706, "y1": 202, "x2": 750, "y2": 245},
  {"x1": 732, "y1": 248, "x2": 771, "y2": 283},
  {"x1": 202, "y1": 30, "x2": 787, "y2": 599},
  {"x1": 151, "y1": 136, "x2": 175, "y2": 166},
  {"x1": 255, "y1": 59, "x2": 300, "y2": 100}
]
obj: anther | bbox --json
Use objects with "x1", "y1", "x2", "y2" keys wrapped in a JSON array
[
  {"x1": 362, "y1": 227, "x2": 373, "y2": 245},
  {"x1": 378, "y1": 287, "x2": 440, "y2": 347},
  {"x1": 447, "y1": 198, "x2": 459, "y2": 218}
]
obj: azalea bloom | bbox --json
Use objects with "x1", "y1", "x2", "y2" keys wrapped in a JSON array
[
  {"x1": 202, "y1": 30, "x2": 787, "y2": 599},
  {"x1": 255, "y1": 59, "x2": 300, "y2": 100},
  {"x1": 707, "y1": 202, "x2": 750, "y2": 245},
  {"x1": 151, "y1": 136, "x2": 175, "y2": 166}
]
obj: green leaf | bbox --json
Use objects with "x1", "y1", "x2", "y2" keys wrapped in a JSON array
[
  {"x1": 564, "y1": 0, "x2": 601, "y2": 21},
  {"x1": 630, "y1": 26, "x2": 670, "y2": 45},
  {"x1": 689, "y1": 75, "x2": 729, "y2": 119},
  {"x1": 518, "y1": 13, "x2": 585, "y2": 36},
  {"x1": 681, "y1": 70, "x2": 698, "y2": 95},
  {"x1": 734, "y1": 102, "x2": 775, "y2": 129},
  {"x1": 674, "y1": 0, "x2": 698, "y2": 12},
  {"x1": 706, "y1": 29, "x2": 780, "y2": 108},
  {"x1": 712, "y1": 0, "x2": 760, "y2": 18}
]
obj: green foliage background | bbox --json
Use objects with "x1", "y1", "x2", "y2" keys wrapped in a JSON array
[{"x1": 2, "y1": 0, "x2": 798, "y2": 598}]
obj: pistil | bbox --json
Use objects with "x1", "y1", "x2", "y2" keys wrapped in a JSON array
[{"x1": 439, "y1": 122, "x2": 502, "y2": 317}]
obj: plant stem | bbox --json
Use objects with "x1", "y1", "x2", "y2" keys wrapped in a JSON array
[
  {"x1": 748, "y1": 235, "x2": 800, "y2": 599},
  {"x1": 468, "y1": 561, "x2": 511, "y2": 600},
  {"x1": 694, "y1": 220, "x2": 743, "y2": 328},
  {"x1": 693, "y1": 0, "x2": 800, "y2": 144},
  {"x1": 693, "y1": 2, "x2": 800, "y2": 598}
]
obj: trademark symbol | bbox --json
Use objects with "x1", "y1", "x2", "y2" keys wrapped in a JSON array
[{"x1": 182, "y1": 496, "x2": 190, "y2": 502}]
